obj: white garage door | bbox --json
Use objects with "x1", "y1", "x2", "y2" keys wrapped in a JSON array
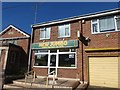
[{"x1": 89, "y1": 57, "x2": 119, "y2": 88}]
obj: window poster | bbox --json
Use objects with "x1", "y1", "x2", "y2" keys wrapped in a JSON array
[{"x1": 69, "y1": 54, "x2": 74, "y2": 58}]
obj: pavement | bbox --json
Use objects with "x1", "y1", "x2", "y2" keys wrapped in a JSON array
[{"x1": 3, "y1": 77, "x2": 81, "y2": 90}]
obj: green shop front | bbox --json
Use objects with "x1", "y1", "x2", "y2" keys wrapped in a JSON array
[{"x1": 32, "y1": 40, "x2": 79, "y2": 78}]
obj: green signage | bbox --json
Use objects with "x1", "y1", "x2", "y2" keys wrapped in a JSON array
[{"x1": 32, "y1": 40, "x2": 78, "y2": 49}]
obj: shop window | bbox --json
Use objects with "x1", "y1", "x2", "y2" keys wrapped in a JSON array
[
  {"x1": 59, "y1": 53, "x2": 75, "y2": 67},
  {"x1": 58, "y1": 24, "x2": 70, "y2": 37},
  {"x1": 40, "y1": 27, "x2": 51, "y2": 40},
  {"x1": 91, "y1": 16, "x2": 119, "y2": 34},
  {"x1": 34, "y1": 49, "x2": 48, "y2": 53},
  {"x1": 59, "y1": 48, "x2": 69, "y2": 52},
  {"x1": 50, "y1": 49, "x2": 57, "y2": 53},
  {"x1": 71, "y1": 48, "x2": 76, "y2": 52},
  {"x1": 34, "y1": 54, "x2": 48, "y2": 66},
  {"x1": 38, "y1": 50, "x2": 48, "y2": 53}
]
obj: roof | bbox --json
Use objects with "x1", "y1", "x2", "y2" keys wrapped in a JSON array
[
  {"x1": 0, "y1": 24, "x2": 30, "y2": 37},
  {"x1": 32, "y1": 8, "x2": 120, "y2": 28}
]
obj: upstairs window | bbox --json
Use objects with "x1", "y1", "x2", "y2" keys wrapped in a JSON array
[
  {"x1": 91, "y1": 16, "x2": 119, "y2": 34},
  {"x1": 40, "y1": 27, "x2": 50, "y2": 40},
  {"x1": 58, "y1": 24, "x2": 70, "y2": 37},
  {"x1": 116, "y1": 15, "x2": 120, "y2": 30}
]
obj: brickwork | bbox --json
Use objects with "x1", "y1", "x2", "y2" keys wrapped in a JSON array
[
  {"x1": 33, "y1": 68, "x2": 48, "y2": 76},
  {"x1": 0, "y1": 25, "x2": 30, "y2": 76},
  {"x1": 32, "y1": 13, "x2": 119, "y2": 82},
  {"x1": 0, "y1": 27, "x2": 30, "y2": 54},
  {"x1": 1, "y1": 27, "x2": 24, "y2": 38}
]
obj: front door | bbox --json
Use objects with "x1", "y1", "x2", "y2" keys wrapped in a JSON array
[{"x1": 48, "y1": 54, "x2": 57, "y2": 77}]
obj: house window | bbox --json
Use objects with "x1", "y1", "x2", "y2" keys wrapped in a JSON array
[
  {"x1": 8, "y1": 40, "x2": 17, "y2": 45},
  {"x1": 91, "y1": 16, "x2": 119, "y2": 34},
  {"x1": 2, "y1": 40, "x2": 17, "y2": 45},
  {"x1": 10, "y1": 51, "x2": 16, "y2": 63},
  {"x1": 58, "y1": 24, "x2": 70, "y2": 37},
  {"x1": 116, "y1": 15, "x2": 120, "y2": 30},
  {"x1": 40, "y1": 27, "x2": 50, "y2": 40}
]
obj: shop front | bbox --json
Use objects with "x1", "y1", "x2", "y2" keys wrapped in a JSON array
[{"x1": 32, "y1": 40, "x2": 79, "y2": 78}]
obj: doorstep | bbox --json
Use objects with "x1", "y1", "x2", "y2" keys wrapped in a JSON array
[{"x1": 11, "y1": 77, "x2": 80, "y2": 89}]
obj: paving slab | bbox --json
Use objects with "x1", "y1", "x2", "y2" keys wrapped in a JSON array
[{"x1": 3, "y1": 77, "x2": 80, "y2": 90}]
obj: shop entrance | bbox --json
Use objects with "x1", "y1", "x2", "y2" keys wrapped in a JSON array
[{"x1": 48, "y1": 53, "x2": 57, "y2": 77}]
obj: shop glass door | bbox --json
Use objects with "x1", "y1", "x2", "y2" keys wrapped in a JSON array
[{"x1": 48, "y1": 54, "x2": 57, "y2": 77}]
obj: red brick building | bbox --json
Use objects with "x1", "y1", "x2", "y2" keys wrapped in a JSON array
[
  {"x1": 31, "y1": 9, "x2": 120, "y2": 88},
  {"x1": 0, "y1": 25, "x2": 30, "y2": 77}
]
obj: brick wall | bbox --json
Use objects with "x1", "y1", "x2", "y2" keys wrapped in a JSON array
[
  {"x1": 32, "y1": 21, "x2": 83, "y2": 79},
  {"x1": 32, "y1": 18, "x2": 119, "y2": 81},
  {"x1": 1, "y1": 27, "x2": 30, "y2": 55},
  {"x1": 82, "y1": 19, "x2": 120, "y2": 81}
]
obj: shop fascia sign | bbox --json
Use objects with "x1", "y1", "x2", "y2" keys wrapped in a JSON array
[{"x1": 32, "y1": 40, "x2": 78, "y2": 49}]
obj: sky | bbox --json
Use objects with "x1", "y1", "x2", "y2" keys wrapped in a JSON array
[{"x1": 2, "y1": 2, "x2": 119, "y2": 34}]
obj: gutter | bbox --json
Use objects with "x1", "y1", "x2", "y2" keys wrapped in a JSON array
[
  {"x1": 80, "y1": 20, "x2": 84, "y2": 83},
  {"x1": 28, "y1": 27, "x2": 34, "y2": 72},
  {"x1": 32, "y1": 8, "x2": 119, "y2": 28}
]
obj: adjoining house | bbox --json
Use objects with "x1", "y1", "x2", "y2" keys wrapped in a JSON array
[
  {"x1": 31, "y1": 8, "x2": 120, "y2": 88},
  {"x1": 0, "y1": 25, "x2": 30, "y2": 80}
]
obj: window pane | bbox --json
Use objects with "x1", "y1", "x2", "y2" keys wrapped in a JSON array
[
  {"x1": 45, "y1": 27, "x2": 50, "y2": 38},
  {"x1": 40, "y1": 30, "x2": 45, "y2": 39},
  {"x1": 38, "y1": 50, "x2": 48, "y2": 53},
  {"x1": 58, "y1": 25, "x2": 65, "y2": 37},
  {"x1": 34, "y1": 54, "x2": 48, "y2": 66},
  {"x1": 92, "y1": 23, "x2": 98, "y2": 33},
  {"x1": 50, "y1": 49, "x2": 57, "y2": 53},
  {"x1": 50, "y1": 55, "x2": 56, "y2": 66},
  {"x1": 99, "y1": 17, "x2": 115, "y2": 32},
  {"x1": 10, "y1": 52, "x2": 16, "y2": 63},
  {"x1": 116, "y1": 18, "x2": 120, "y2": 30},
  {"x1": 71, "y1": 49, "x2": 76, "y2": 52},
  {"x1": 59, "y1": 54, "x2": 75, "y2": 67},
  {"x1": 59, "y1": 49, "x2": 69, "y2": 52},
  {"x1": 65, "y1": 28, "x2": 70, "y2": 36},
  {"x1": 92, "y1": 19, "x2": 97, "y2": 22},
  {"x1": 65, "y1": 24, "x2": 70, "y2": 36}
]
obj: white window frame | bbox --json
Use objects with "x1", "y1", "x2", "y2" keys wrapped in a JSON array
[
  {"x1": 115, "y1": 15, "x2": 120, "y2": 31},
  {"x1": 34, "y1": 50, "x2": 50, "y2": 68},
  {"x1": 91, "y1": 16, "x2": 119, "y2": 34},
  {"x1": 33, "y1": 49, "x2": 77, "y2": 69},
  {"x1": 58, "y1": 24, "x2": 71, "y2": 38},
  {"x1": 40, "y1": 27, "x2": 51, "y2": 40},
  {"x1": 57, "y1": 49, "x2": 77, "y2": 69}
]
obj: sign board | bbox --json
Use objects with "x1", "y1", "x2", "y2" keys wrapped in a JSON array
[{"x1": 32, "y1": 40, "x2": 78, "y2": 49}]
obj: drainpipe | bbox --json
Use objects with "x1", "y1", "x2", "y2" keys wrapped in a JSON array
[
  {"x1": 28, "y1": 27, "x2": 34, "y2": 72},
  {"x1": 79, "y1": 20, "x2": 84, "y2": 83}
]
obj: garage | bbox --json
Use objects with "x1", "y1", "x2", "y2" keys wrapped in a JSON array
[{"x1": 89, "y1": 57, "x2": 120, "y2": 88}]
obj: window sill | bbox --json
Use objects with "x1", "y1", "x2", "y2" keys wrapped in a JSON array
[
  {"x1": 92, "y1": 30, "x2": 120, "y2": 34},
  {"x1": 58, "y1": 36, "x2": 70, "y2": 38},
  {"x1": 40, "y1": 38, "x2": 50, "y2": 40},
  {"x1": 57, "y1": 67, "x2": 77, "y2": 69},
  {"x1": 33, "y1": 66, "x2": 48, "y2": 68}
]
